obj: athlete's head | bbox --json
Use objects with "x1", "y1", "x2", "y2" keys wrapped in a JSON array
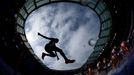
[{"x1": 54, "y1": 38, "x2": 59, "y2": 43}]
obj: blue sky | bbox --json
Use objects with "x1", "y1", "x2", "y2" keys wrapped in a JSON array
[{"x1": 25, "y1": 2, "x2": 100, "y2": 70}]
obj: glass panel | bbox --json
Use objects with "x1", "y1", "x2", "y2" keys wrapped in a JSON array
[
  {"x1": 36, "y1": 0, "x2": 49, "y2": 6},
  {"x1": 92, "y1": 52, "x2": 100, "y2": 57},
  {"x1": 81, "y1": 0, "x2": 92, "y2": 5},
  {"x1": 95, "y1": 2, "x2": 106, "y2": 14},
  {"x1": 96, "y1": 2, "x2": 105, "y2": 12},
  {"x1": 28, "y1": 48, "x2": 34, "y2": 54},
  {"x1": 88, "y1": 2, "x2": 95, "y2": 8},
  {"x1": 100, "y1": 13, "x2": 106, "y2": 22},
  {"x1": 99, "y1": 2, "x2": 105, "y2": 9},
  {"x1": 17, "y1": 26, "x2": 24, "y2": 34},
  {"x1": 101, "y1": 21, "x2": 107, "y2": 30},
  {"x1": 25, "y1": 0, "x2": 34, "y2": 10},
  {"x1": 17, "y1": 17, "x2": 24, "y2": 26},
  {"x1": 100, "y1": 11, "x2": 110, "y2": 22},
  {"x1": 51, "y1": 0, "x2": 63, "y2": 1},
  {"x1": 27, "y1": 5, "x2": 35, "y2": 13},
  {"x1": 88, "y1": 56, "x2": 96, "y2": 61},
  {"x1": 95, "y1": 7, "x2": 101, "y2": 15},
  {"x1": 89, "y1": 53, "x2": 95, "y2": 58},
  {"x1": 87, "y1": 58, "x2": 95, "y2": 63},
  {"x1": 101, "y1": 20, "x2": 111, "y2": 30},
  {"x1": 24, "y1": 42, "x2": 31, "y2": 48},
  {"x1": 104, "y1": 11, "x2": 110, "y2": 17},
  {"x1": 19, "y1": 8, "x2": 27, "y2": 18},
  {"x1": 100, "y1": 29, "x2": 110, "y2": 37},
  {"x1": 94, "y1": 45, "x2": 104, "y2": 52},
  {"x1": 89, "y1": 0, "x2": 98, "y2": 5},
  {"x1": 69, "y1": 0, "x2": 80, "y2": 2},
  {"x1": 97, "y1": 37, "x2": 108, "y2": 45},
  {"x1": 36, "y1": 0, "x2": 41, "y2": 2},
  {"x1": 20, "y1": 34, "x2": 27, "y2": 41}
]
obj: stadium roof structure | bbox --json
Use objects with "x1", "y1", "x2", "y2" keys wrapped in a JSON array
[{"x1": 15, "y1": 0, "x2": 112, "y2": 74}]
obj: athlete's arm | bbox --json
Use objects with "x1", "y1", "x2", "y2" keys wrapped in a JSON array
[{"x1": 38, "y1": 32, "x2": 53, "y2": 40}]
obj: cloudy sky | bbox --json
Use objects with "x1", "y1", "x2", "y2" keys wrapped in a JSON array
[{"x1": 24, "y1": 2, "x2": 100, "y2": 70}]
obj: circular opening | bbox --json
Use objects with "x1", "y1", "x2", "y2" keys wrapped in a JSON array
[{"x1": 25, "y1": 2, "x2": 100, "y2": 70}]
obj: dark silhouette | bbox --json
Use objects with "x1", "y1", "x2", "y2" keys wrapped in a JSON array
[{"x1": 38, "y1": 32, "x2": 75, "y2": 64}]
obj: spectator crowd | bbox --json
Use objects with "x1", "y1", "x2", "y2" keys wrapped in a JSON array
[{"x1": 86, "y1": 40, "x2": 131, "y2": 75}]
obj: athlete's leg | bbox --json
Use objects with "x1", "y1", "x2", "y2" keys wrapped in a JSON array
[
  {"x1": 42, "y1": 51, "x2": 56, "y2": 59},
  {"x1": 55, "y1": 47, "x2": 68, "y2": 60},
  {"x1": 42, "y1": 45, "x2": 57, "y2": 59},
  {"x1": 55, "y1": 47, "x2": 75, "y2": 64}
]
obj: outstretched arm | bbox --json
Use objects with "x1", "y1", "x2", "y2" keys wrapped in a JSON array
[{"x1": 38, "y1": 32, "x2": 51, "y2": 40}]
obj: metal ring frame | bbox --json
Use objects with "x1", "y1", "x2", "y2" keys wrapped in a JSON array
[{"x1": 15, "y1": 0, "x2": 112, "y2": 74}]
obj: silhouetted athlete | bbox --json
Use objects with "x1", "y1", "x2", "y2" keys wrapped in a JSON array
[{"x1": 38, "y1": 32, "x2": 75, "y2": 64}]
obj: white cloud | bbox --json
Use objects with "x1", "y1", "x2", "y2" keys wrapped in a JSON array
[{"x1": 25, "y1": 2, "x2": 100, "y2": 70}]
